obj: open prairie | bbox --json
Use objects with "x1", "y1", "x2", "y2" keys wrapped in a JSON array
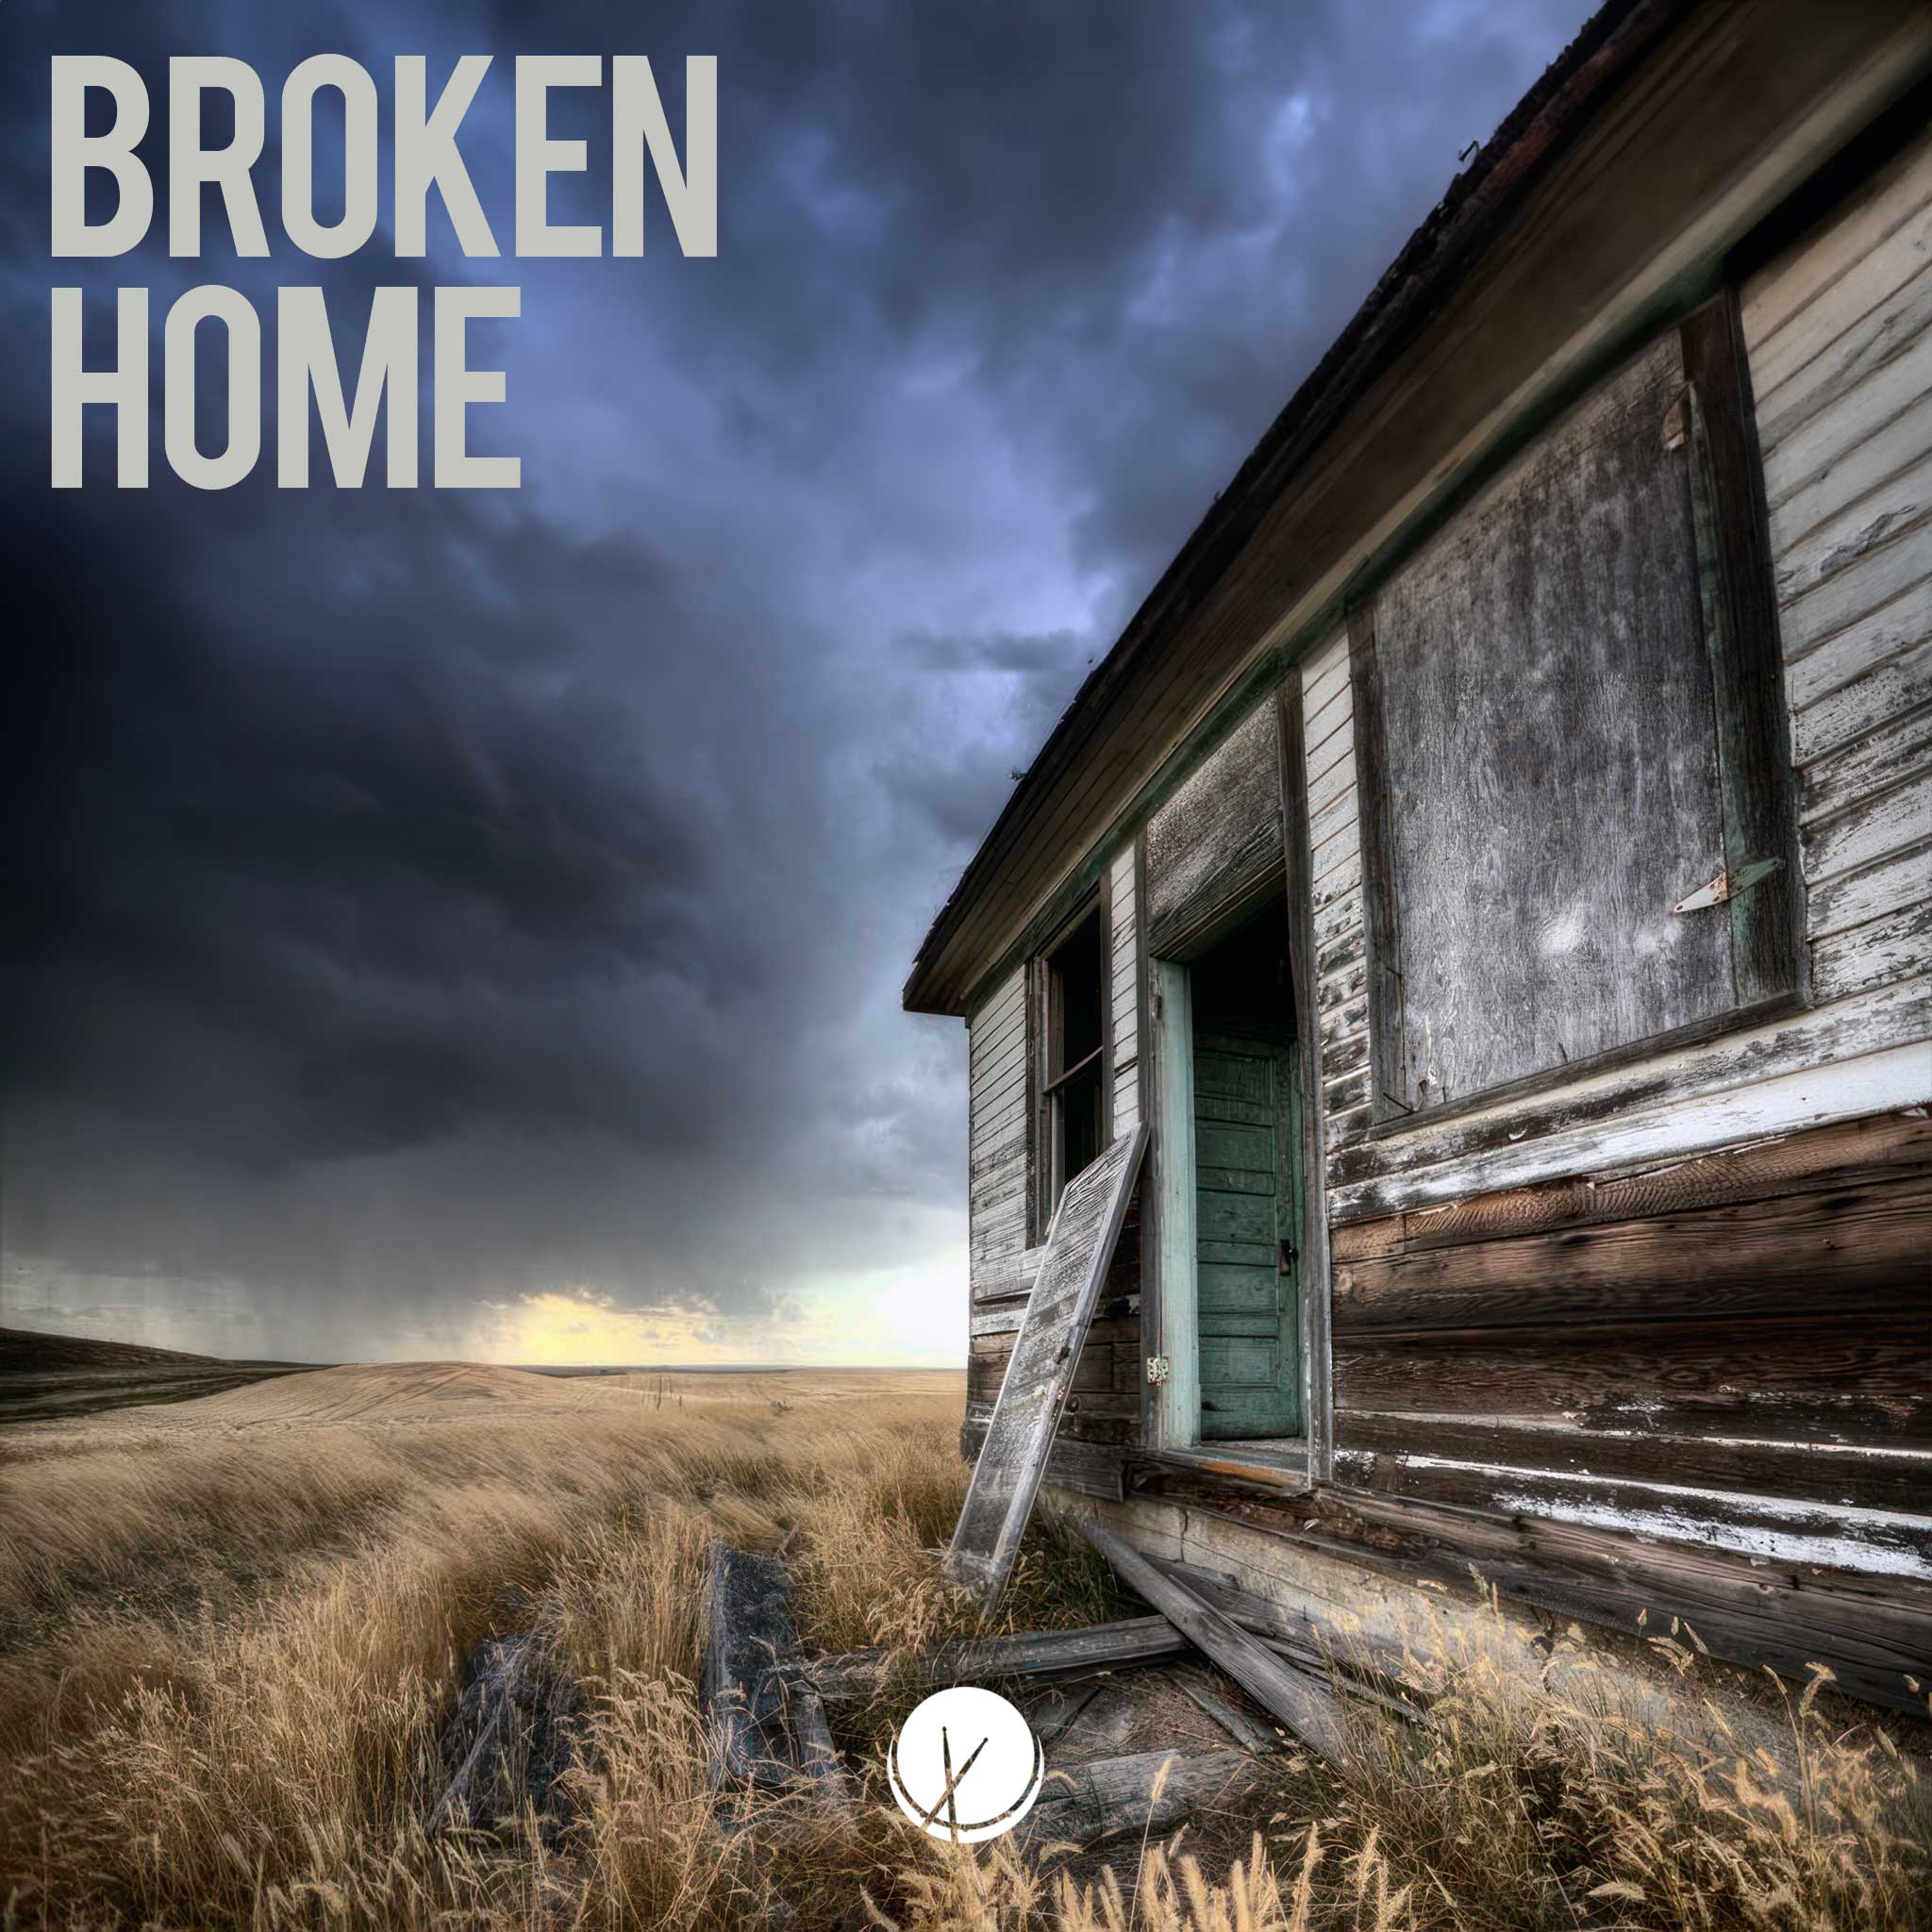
[
  {"x1": 0, "y1": 1326, "x2": 314, "y2": 1426},
  {"x1": 2, "y1": 1361, "x2": 1928, "y2": 1931}
]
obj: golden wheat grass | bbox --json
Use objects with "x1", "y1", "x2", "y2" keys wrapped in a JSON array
[{"x1": 1, "y1": 1364, "x2": 1926, "y2": 1930}]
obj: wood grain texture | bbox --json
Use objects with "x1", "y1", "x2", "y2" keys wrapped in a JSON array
[
  {"x1": 700, "y1": 1542, "x2": 848, "y2": 1803},
  {"x1": 1144, "y1": 699, "x2": 1284, "y2": 960},
  {"x1": 968, "y1": 968, "x2": 1031, "y2": 1302},
  {"x1": 1283, "y1": 675, "x2": 1338, "y2": 1481},
  {"x1": 1328, "y1": 1448, "x2": 1931, "y2": 1578},
  {"x1": 1325, "y1": 1107, "x2": 1932, "y2": 1562},
  {"x1": 1140, "y1": 1473, "x2": 1932, "y2": 1714},
  {"x1": 960, "y1": 1416, "x2": 1126, "y2": 1502},
  {"x1": 1019, "y1": 1748, "x2": 1266, "y2": 1849},
  {"x1": 1326, "y1": 975, "x2": 1931, "y2": 1215},
  {"x1": 1333, "y1": 1408, "x2": 1932, "y2": 1516},
  {"x1": 1333, "y1": 1174, "x2": 1930, "y2": 1336},
  {"x1": 1109, "y1": 841, "x2": 1143, "y2": 1138},
  {"x1": 1332, "y1": 1108, "x2": 1932, "y2": 1260},
  {"x1": 1343, "y1": 605, "x2": 1407, "y2": 1128},
  {"x1": 1332, "y1": 1312, "x2": 1928, "y2": 1445},
  {"x1": 1745, "y1": 122, "x2": 1932, "y2": 1048},
  {"x1": 1363, "y1": 332, "x2": 1736, "y2": 1120},
  {"x1": 1742, "y1": 121, "x2": 1932, "y2": 373},
  {"x1": 1679, "y1": 291, "x2": 1807, "y2": 1008},
  {"x1": 805, "y1": 1615, "x2": 1190, "y2": 1701},
  {"x1": 1076, "y1": 1515, "x2": 1347, "y2": 1764}
]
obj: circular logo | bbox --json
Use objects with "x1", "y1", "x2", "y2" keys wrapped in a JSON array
[{"x1": 887, "y1": 1686, "x2": 1044, "y2": 1842}]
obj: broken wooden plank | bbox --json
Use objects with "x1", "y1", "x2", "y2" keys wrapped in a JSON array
[
  {"x1": 1170, "y1": 1664, "x2": 1279, "y2": 1754},
  {"x1": 802, "y1": 1613, "x2": 1191, "y2": 1702},
  {"x1": 702, "y1": 1543, "x2": 795, "y2": 1790},
  {"x1": 948, "y1": 1124, "x2": 1148, "y2": 1610},
  {"x1": 1019, "y1": 1746, "x2": 1265, "y2": 1848},
  {"x1": 786, "y1": 1673, "x2": 849, "y2": 1806},
  {"x1": 701, "y1": 1541, "x2": 849, "y2": 1806},
  {"x1": 1154, "y1": 1558, "x2": 1432, "y2": 1726},
  {"x1": 803, "y1": 1602, "x2": 1395, "y2": 1710},
  {"x1": 1077, "y1": 1517, "x2": 1347, "y2": 1765},
  {"x1": 1026, "y1": 1676, "x2": 1108, "y2": 1749},
  {"x1": 428, "y1": 1633, "x2": 534, "y2": 1835},
  {"x1": 1152, "y1": 1563, "x2": 1412, "y2": 1718}
]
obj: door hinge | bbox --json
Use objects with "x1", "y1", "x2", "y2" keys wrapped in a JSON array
[
  {"x1": 1145, "y1": 1355, "x2": 1171, "y2": 1385},
  {"x1": 1673, "y1": 856, "x2": 1782, "y2": 914}
]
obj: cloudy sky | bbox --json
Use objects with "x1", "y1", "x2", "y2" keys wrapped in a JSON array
[{"x1": 2, "y1": 0, "x2": 1595, "y2": 1367}]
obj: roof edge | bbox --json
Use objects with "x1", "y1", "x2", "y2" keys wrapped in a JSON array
[{"x1": 903, "y1": 0, "x2": 1684, "y2": 1018}]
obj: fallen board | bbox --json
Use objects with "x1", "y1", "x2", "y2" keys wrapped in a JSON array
[
  {"x1": 802, "y1": 1614, "x2": 1192, "y2": 1701},
  {"x1": 1017, "y1": 1746, "x2": 1264, "y2": 1848},
  {"x1": 948, "y1": 1123, "x2": 1148, "y2": 1609},
  {"x1": 1077, "y1": 1517, "x2": 1348, "y2": 1765},
  {"x1": 700, "y1": 1542, "x2": 848, "y2": 1807}
]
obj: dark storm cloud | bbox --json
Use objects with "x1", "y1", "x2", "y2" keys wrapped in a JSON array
[{"x1": 1, "y1": 0, "x2": 1597, "y2": 1358}]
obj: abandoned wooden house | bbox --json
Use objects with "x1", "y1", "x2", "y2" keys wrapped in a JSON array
[{"x1": 906, "y1": 0, "x2": 1932, "y2": 1718}]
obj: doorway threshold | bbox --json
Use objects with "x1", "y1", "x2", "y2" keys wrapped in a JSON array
[{"x1": 1137, "y1": 1441, "x2": 1311, "y2": 1492}]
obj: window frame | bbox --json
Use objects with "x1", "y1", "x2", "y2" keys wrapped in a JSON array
[
  {"x1": 1028, "y1": 893, "x2": 1111, "y2": 1241},
  {"x1": 1349, "y1": 290, "x2": 1807, "y2": 1136}
]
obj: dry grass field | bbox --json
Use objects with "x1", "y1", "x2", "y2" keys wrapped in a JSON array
[{"x1": 1, "y1": 1362, "x2": 1927, "y2": 1930}]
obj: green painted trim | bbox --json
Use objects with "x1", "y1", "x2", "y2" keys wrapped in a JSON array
[{"x1": 1150, "y1": 958, "x2": 1198, "y2": 1452}]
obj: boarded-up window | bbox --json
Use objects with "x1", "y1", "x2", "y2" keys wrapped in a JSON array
[{"x1": 1351, "y1": 307, "x2": 1800, "y2": 1122}]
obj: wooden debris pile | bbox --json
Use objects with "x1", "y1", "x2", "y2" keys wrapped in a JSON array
[
  {"x1": 695, "y1": 1528, "x2": 1429, "y2": 1850},
  {"x1": 691, "y1": 1127, "x2": 1420, "y2": 1847}
]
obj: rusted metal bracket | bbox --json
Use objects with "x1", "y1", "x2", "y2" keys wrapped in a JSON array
[{"x1": 1672, "y1": 856, "x2": 1782, "y2": 914}]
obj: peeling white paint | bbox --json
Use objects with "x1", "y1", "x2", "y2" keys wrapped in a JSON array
[
  {"x1": 1379, "y1": 1410, "x2": 1932, "y2": 1459},
  {"x1": 1399, "y1": 1453, "x2": 1932, "y2": 1531},
  {"x1": 1487, "y1": 1488, "x2": 1932, "y2": 1580}
]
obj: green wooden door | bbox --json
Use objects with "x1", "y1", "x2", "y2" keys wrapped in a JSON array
[{"x1": 1192, "y1": 1029, "x2": 1302, "y2": 1440}]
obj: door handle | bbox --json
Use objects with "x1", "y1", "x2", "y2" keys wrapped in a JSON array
[{"x1": 1277, "y1": 1239, "x2": 1295, "y2": 1276}]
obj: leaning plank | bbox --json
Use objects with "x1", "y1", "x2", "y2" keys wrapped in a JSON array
[
  {"x1": 949, "y1": 1124, "x2": 1148, "y2": 1610},
  {"x1": 1154, "y1": 1559, "x2": 1432, "y2": 1726},
  {"x1": 701, "y1": 1541, "x2": 849, "y2": 1807},
  {"x1": 1077, "y1": 1518, "x2": 1347, "y2": 1766},
  {"x1": 803, "y1": 1613, "x2": 1191, "y2": 1702},
  {"x1": 1019, "y1": 1747, "x2": 1265, "y2": 1848}
]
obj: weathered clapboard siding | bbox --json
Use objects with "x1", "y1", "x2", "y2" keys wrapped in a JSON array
[
  {"x1": 1328, "y1": 1109, "x2": 1932, "y2": 1578},
  {"x1": 967, "y1": 966, "x2": 1029, "y2": 1306},
  {"x1": 968, "y1": 1315, "x2": 1142, "y2": 1432},
  {"x1": 1109, "y1": 842, "x2": 1142, "y2": 1139},
  {"x1": 1297, "y1": 630, "x2": 1372, "y2": 1160},
  {"x1": 1745, "y1": 122, "x2": 1932, "y2": 1055}
]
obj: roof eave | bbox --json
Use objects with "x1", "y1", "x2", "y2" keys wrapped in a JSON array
[{"x1": 901, "y1": 0, "x2": 1682, "y2": 1019}]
